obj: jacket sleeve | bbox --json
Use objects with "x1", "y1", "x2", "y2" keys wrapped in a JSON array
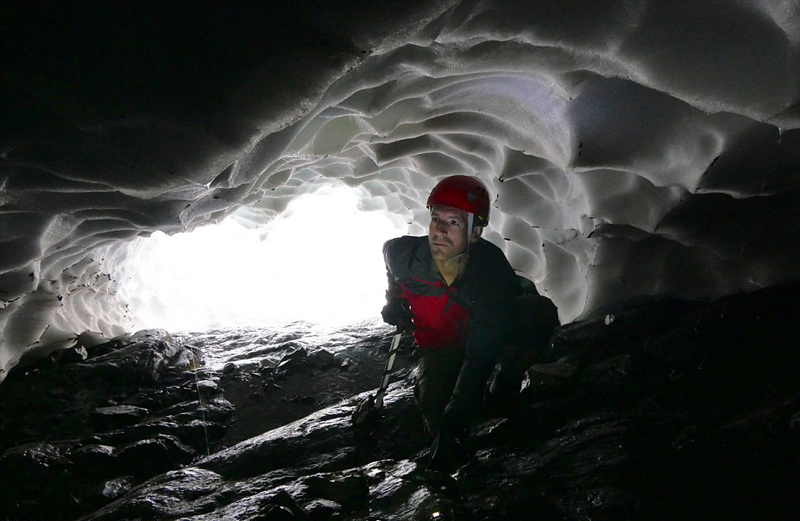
[
  {"x1": 465, "y1": 244, "x2": 519, "y2": 357},
  {"x1": 441, "y1": 242, "x2": 519, "y2": 434},
  {"x1": 381, "y1": 237, "x2": 416, "y2": 328},
  {"x1": 382, "y1": 238, "x2": 402, "y2": 302}
]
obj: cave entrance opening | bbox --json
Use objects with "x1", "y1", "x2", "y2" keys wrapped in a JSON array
[{"x1": 123, "y1": 186, "x2": 408, "y2": 333}]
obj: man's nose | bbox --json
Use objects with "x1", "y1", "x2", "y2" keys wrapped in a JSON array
[{"x1": 435, "y1": 221, "x2": 448, "y2": 234}]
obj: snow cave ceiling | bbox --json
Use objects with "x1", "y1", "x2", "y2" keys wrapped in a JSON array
[{"x1": 1, "y1": 0, "x2": 800, "y2": 380}]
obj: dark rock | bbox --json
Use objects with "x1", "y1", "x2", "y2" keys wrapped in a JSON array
[
  {"x1": 790, "y1": 411, "x2": 800, "y2": 432},
  {"x1": 82, "y1": 335, "x2": 132, "y2": 359},
  {"x1": 170, "y1": 347, "x2": 203, "y2": 370},
  {"x1": 298, "y1": 471, "x2": 368, "y2": 509},
  {"x1": 49, "y1": 345, "x2": 89, "y2": 366},
  {"x1": 70, "y1": 338, "x2": 180, "y2": 386},
  {"x1": 92, "y1": 405, "x2": 149, "y2": 430},
  {"x1": 303, "y1": 498, "x2": 342, "y2": 520},
  {"x1": 260, "y1": 358, "x2": 278, "y2": 369},
  {"x1": 115, "y1": 434, "x2": 197, "y2": 480},
  {"x1": 102, "y1": 476, "x2": 135, "y2": 499},
  {"x1": 0, "y1": 441, "x2": 75, "y2": 518},
  {"x1": 307, "y1": 349, "x2": 336, "y2": 370},
  {"x1": 76, "y1": 331, "x2": 112, "y2": 353},
  {"x1": 78, "y1": 467, "x2": 227, "y2": 520},
  {"x1": 195, "y1": 379, "x2": 218, "y2": 392},
  {"x1": 131, "y1": 329, "x2": 174, "y2": 343},
  {"x1": 0, "y1": 440, "x2": 72, "y2": 469},
  {"x1": 70, "y1": 444, "x2": 116, "y2": 472},
  {"x1": 277, "y1": 347, "x2": 309, "y2": 372},
  {"x1": 78, "y1": 468, "x2": 314, "y2": 521},
  {"x1": 258, "y1": 504, "x2": 300, "y2": 520},
  {"x1": 3, "y1": 285, "x2": 800, "y2": 521},
  {"x1": 212, "y1": 334, "x2": 414, "y2": 449},
  {"x1": 0, "y1": 331, "x2": 236, "y2": 521}
]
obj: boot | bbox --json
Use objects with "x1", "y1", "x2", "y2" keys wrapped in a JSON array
[{"x1": 426, "y1": 430, "x2": 468, "y2": 473}]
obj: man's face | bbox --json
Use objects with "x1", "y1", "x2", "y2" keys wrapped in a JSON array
[{"x1": 428, "y1": 205, "x2": 470, "y2": 261}]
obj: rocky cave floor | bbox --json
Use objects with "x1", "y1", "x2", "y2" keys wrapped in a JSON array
[{"x1": 1, "y1": 283, "x2": 799, "y2": 521}]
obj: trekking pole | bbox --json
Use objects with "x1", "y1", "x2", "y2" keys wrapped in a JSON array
[
  {"x1": 352, "y1": 327, "x2": 405, "y2": 428},
  {"x1": 373, "y1": 328, "x2": 403, "y2": 410}
]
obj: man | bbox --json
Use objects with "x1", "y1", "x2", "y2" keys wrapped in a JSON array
[{"x1": 381, "y1": 175, "x2": 527, "y2": 471}]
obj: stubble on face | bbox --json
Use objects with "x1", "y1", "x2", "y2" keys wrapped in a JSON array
[{"x1": 428, "y1": 205, "x2": 469, "y2": 262}]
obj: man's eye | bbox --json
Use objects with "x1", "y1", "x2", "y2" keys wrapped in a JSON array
[{"x1": 450, "y1": 220, "x2": 460, "y2": 226}]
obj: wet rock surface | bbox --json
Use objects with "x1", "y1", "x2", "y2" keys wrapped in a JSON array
[
  {"x1": 2, "y1": 285, "x2": 800, "y2": 520},
  {"x1": 0, "y1": 329, "x2": 234, "y2": 519}
]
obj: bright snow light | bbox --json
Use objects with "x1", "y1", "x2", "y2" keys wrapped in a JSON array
[{"x1": 124, "y1": 187, "x2": 408, "y2": 332}]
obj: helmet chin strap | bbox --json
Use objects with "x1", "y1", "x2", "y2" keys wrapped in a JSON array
[{"x1": 467, "y1": 212, "x2": 474, "y2": 249}]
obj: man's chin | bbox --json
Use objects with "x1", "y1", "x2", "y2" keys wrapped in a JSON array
[
  {"x1": 430, "y1": 249, "x2": 446, "y2": 261},
  {"x1": 430, "y1": 248, "x2": 458, "y2": 261}
]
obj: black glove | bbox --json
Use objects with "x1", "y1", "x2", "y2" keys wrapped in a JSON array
[{"x1": 381, "y1": 298, "x2": 414, "y2": 330}]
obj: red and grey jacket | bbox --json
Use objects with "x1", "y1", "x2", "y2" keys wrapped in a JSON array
[{"x1": 383, "y1": 235, "x2": 519, "y2": 357}]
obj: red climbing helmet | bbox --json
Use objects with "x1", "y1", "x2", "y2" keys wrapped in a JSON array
[{"x1": 426, "y1": 175, "x2": 491, "y2": 226}]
